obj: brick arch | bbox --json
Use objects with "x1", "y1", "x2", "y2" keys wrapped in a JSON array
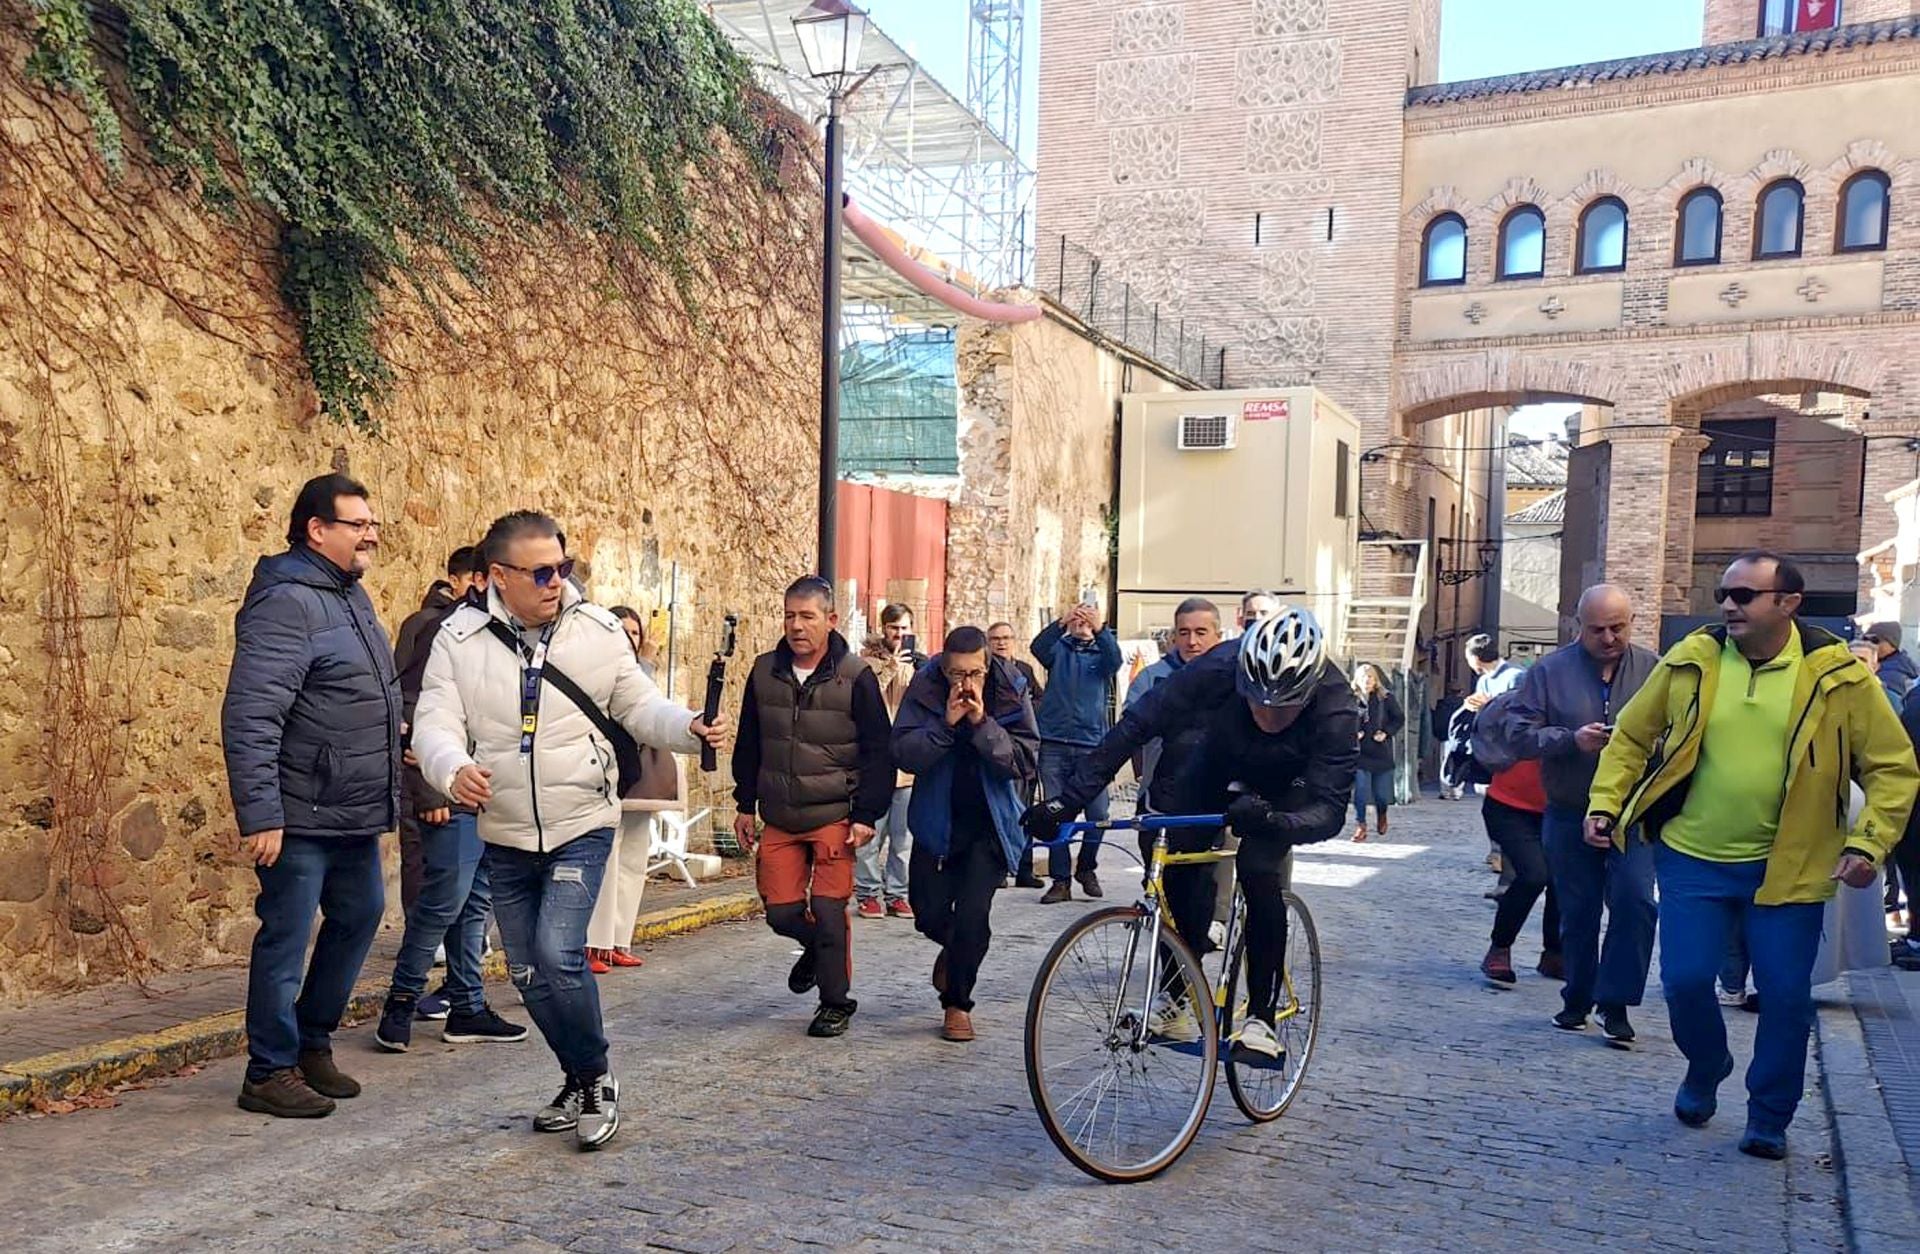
[
  {"x1": 1489, "y1": 175, "x2": 1551, "y2": 216},
  {"x1": 1837, "y1": 138, "x2": 1904, "y2": 178},
  {"x1": 1658, "y1": 156, "x2": 1730, "y2": 198},
  {"x1": 1397, "y1": 352, "x2": 1614, "y2": 424},
  {"x1": 1405, "y1": 185, "x2": 1470, "y2": 224},
  {"x1": 1746, "y1": 147, "x2": 1812, "y2": 186},
  {"x1": 1655, "y1": 333, "x2": 1887, "y2": 411}
]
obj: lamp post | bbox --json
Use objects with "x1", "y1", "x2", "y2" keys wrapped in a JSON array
[{"x1": 793, "y1": 0, "x2": 869, "y2": 590}]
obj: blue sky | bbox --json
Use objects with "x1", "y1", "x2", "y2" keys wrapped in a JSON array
[{"x1": 857, "y1": 0, "x2": 1705, "y2": 164}]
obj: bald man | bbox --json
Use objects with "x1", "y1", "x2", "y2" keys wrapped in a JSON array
[{"x1": 1488, "y1": 584, "x2": 1662, "y2": 1047}]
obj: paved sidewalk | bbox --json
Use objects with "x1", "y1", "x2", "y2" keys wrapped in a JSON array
[
  {"x1": 0, "y1": 868, "x2": 755, "y2": 1109},
  {"x1": 0, "y1": 795, "x2": 1857, "y2": 1251},
  {"x1": 1841, "y1": 966, "x2": 1920, "y2": 1206}
]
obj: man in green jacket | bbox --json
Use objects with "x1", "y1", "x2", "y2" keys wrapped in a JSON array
[{"x1": 1587, "y1": 550, "x2": 1918, "y2": 1160}]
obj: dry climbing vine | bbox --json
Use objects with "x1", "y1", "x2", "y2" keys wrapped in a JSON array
[{"x1": 22, "y1": 0, "x2": 778, "y2": 430}]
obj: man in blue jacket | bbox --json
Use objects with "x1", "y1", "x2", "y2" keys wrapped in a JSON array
[
  {"x1": 1031, "y1": 601, "x2": 1124, "y2": 902},
  {"x1": 892, "y1": 626, "x2": 1040, "y2": 1041},
  {"x1": 221, "y1": 473, "x2": 401, "y2": 1119}
]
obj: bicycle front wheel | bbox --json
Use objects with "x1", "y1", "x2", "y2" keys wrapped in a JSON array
[
  {"x1": 1223, "y1": 890, "x2": 1322, "y2": 1123},
  {"x1": 1024, "y1": 905, "x2": 1218, "y2": 1182}
]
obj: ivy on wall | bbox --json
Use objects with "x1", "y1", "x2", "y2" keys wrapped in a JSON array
[{"x1": 24, "y1": 0, "x2": 777, "y2": 429}]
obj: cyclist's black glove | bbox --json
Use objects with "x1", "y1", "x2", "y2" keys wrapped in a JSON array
[
  {"x1": 1225, "y1": 793, "x2": 1290, "y2": 843},
  {"x1": 1022, "y1": 797, "x2": 1078, "y2": 846}
]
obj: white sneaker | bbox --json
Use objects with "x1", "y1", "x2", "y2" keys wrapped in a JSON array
[
  {"x1": 533, "y1": 1076, "x2": 583, "y2": 1133},
  {"x1": 1148, "y1": 996, "x2": 1200, "y2": 1043},
  {"x1": 576, "y1": 1074, "x2": 620, "y2": 1149},
  {"x1": 1717, "y1": 985, "x2": 1747, "y2": 1008},
  {"x1": 1234, "y1": 1017, "x2": 1281, "y2": 1059}
]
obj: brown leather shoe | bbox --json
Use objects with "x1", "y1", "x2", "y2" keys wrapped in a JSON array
[
  {"x1": 931, "y1": 949, "x2": 948, "y2": 995},
  {"x1": 941, "y1": 1008, "x2": 975, "y2": 1043},
  {"x1": 297, "y1": 1048, "x2": 362, "y2": 1099},
  {"x1": 238, "y1": 1068, "x2": 336, "y2": 1118}
]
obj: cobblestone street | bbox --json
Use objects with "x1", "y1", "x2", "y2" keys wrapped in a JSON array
[{"x1": 0, "y1": 798, "x2": 1850, "y2": 1251}]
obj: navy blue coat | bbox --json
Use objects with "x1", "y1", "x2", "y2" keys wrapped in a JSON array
[
  {"x1": 892, "y1": 656, "x2": 1039, "y2": 874},
  {"x1": 221, "y1": 548, "x2": 401, "y2": 839}
]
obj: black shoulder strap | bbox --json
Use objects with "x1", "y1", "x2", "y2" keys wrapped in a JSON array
[{"x1": 483, "y1": 620, "x2": 625, "y2": 748}]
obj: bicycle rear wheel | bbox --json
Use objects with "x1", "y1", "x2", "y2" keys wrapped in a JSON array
[
  {"x1": 1222, "y1": 890, "x2": 1322, "y2": 1122},
  {"x1": 1024, "y1": 905, "x2": 1218, "y2": 1182}
]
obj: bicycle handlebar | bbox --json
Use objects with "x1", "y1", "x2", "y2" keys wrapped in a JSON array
[{"x1": 1057, "y1": 814, "x2": 1226, "y2": 837}]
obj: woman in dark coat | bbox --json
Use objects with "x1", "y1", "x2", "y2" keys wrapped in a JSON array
[{"x1": 1352, "y1": 662, "x2": 1404, "y2": 842}]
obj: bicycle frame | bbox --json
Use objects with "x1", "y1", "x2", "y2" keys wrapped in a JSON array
[
  {"x1": 1054, "y1": 816, "x2": 1231, "y2": 1048},
  {"x1": 1050, "y1": 814, "x2": 1304, "y2": 1044}
]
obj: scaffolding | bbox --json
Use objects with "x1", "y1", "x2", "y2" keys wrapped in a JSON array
[
  {"x1": 706, "y1": 0, "x2": 1034, "y2": 298},
  {"x1": 840, "y1": 330, "x2": 959, "y2": 476}
]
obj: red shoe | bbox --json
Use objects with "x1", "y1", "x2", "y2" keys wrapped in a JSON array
[
  {"x1": 886, "y1": 899, "x2": 914, "y2": 920},
  {"x1": 586, "y1": 948, "x2": 612, "y2": 975},
  {"x1": 856, "y1": 898, "x2": 884, "y2": 919},
  {"x1": 607, "y1": 949, "x2": 645, "y2": 968}
]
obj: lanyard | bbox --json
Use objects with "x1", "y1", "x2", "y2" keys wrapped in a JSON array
[{"x1": 516, "y1": 622, "x2": 557, "y2": 755}]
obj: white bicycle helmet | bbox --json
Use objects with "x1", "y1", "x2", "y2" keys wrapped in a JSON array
[{"x1": 1237, "y1": 606, "x2": 1327, "y2": 708}]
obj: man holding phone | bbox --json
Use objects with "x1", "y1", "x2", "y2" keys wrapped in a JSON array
[
  {"x1": 1489, "y1": 584, "x2": 1659, "y2": 1047},
  {"x1": 1030, "y1": 597, "x2": 1124, "y2": 902},
  {"x1": 854, "y1": 604, "x2": 928, "y2": 919},
  {"x1": 1587, "y1": 552, "x2": 1917, "y2": 1159}
]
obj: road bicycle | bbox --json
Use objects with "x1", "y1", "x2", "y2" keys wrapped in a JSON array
[{"x1": 1022, "y1": 814, "x2": 1322, "y2": 1182}]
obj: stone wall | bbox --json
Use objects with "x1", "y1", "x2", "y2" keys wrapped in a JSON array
[
  {"x1": 0, "y1": 35, "x2": 820, "y2": 1001},
  {"x1": 948, "y1": 308, "x2": 1182, "y2": 651}
]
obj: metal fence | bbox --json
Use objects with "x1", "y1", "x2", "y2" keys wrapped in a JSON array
[{"x1": 1031, "y1": 229, "x2": 1229, "y2": 386}]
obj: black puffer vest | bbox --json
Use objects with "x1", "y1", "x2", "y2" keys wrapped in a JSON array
[{"x1": 748, "y1": 632, "x2": 871, "y2": 832}]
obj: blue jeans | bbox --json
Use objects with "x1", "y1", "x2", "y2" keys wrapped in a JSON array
[
  {"x1": 486, "y1": 828, "x2": 614, "y2": 1080},
  {"x1": 855, "y1": 786, "x2": 913, "y2": 902},
  {"x1": 1541, "y1": 806, "x2": 1657, "y2": 1015},
  {"x1": 1040, "y1": 742, "x2": 1109, "y2": 882},
  {"x1": 245, "y1": 834, "x2": 384, "y2": 1083},
  {"x1": 1655, "y1": 845, "x2": 1825, "y2": 1135},
  {"x1": 387, "y1": 812, "x2": 490, "y2": 1014},
  {"x1": 1353, "y1": 768, "x2": 1396, "y2": 824}
]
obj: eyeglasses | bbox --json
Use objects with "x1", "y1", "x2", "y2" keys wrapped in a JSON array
[
  {"x1": 496, "y1": 558, "x2": 576, "y2": 588},
  {"x1": 943, "y1": 668, "x2": 988, "y2": 684},
  {"x1": 1713, "y1": 585, "x2": 1785, "y2": 606},
  {"x1": 326, "y1": 518, "x2": 382, "y2": 534}
]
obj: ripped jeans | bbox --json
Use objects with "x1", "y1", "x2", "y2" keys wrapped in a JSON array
[{"x1": 484, "y1": 828, "x2": 613, "y2": 1082}]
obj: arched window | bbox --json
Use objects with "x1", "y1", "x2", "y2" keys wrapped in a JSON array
[
  {"x1": 1754, "y1": 178, "x2": 1804, "y2": 260},
  {"x1": 1576, "y1": 198, "x2": 1628, "y2": 273},
  {"x1": 1497, "y1": 205, "x2": 1545, "y2": 280},
  {"x1": 1838, "y1": 170, "x2": 1890, "y2": 252},
  {"x1": 1675, "y1": 187, "x2": 1723, "y2": 266},
  {"x1": 1420, "y1": 213, "x2": 1467, "y2": 286}
]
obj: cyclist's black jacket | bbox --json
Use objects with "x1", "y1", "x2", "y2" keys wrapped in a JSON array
[
  {"x1": 1061, "y1": 639, "x2": 1241, "y2": 812},
  {"x1": 1159, "y1": 665, "x2": 1359, "y2": 873}
]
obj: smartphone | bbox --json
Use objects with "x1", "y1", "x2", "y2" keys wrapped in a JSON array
[{"x1": 902, "y1": 633, "x2": 918, "y2": 657}]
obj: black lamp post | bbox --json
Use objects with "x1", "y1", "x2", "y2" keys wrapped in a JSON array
[{"x1": 793, "y1": 0, "x2": 869, "y2": 590}]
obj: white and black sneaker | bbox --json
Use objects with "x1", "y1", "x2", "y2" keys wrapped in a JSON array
[
  {"x1": 442, "y1": 1006, "x2": 529, "y2": 1044},
  {"x1": 533, "y1": 1076, "x2": 583, "y2": 1133},
  {"x1": 576, "y1": 1074, "x2": 620, "y2": 1150}
]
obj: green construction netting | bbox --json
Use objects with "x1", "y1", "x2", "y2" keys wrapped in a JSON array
[{"x1": 840, "y1": 331, "x2": 958, "y2": 475}]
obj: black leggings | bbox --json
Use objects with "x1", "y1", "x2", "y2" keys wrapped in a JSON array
[
  {"x1": 1240, "y1": 870, "x2": 1290, "y2": 1026},
  {"x1": 1483, "y1": 796, "x2": 1561, "y2": 953},
  {"x1": 1894, "y1": 827, "x2": 1920, "y2": 941}
]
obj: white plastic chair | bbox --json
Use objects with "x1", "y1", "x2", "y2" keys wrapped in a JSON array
[{"x1": 620, "y1": 754, "x2": 709, "y2": 889}]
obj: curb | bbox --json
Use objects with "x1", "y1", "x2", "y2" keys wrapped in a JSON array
[
  {"x1": 1814, "y1": 977, "x2": 1920, "y2": 1253},
  {"x1": 0, "y1": 889, "x2": 761, "y2": 1116}
]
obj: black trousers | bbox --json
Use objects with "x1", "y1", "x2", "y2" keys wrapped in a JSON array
[
  {"x1": 1483, "y1": 795, "x2": 1561, "y2": 953},
  {"x1": 1893, "y1": 827, "x2": 1920, "y2": 941},
  {"x1": 909, "y1": 832, "x2": 1003, "y2": 1012}
]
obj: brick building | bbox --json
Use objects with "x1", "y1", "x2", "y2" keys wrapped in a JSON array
[{"x1": 1039, "y1": 0, "x2": 1920, "y2": 656}]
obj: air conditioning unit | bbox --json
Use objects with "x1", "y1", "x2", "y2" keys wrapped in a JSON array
[{"x1": 1177, "y1": 411, "x2": 1235, "y2": 451}]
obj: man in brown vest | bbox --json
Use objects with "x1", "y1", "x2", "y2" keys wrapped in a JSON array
[{"x1": 732, "y1": 576, "x2": 895, "y2": 1037}]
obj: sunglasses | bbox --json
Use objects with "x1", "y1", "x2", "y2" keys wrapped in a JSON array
[
  {"x1": 497, "y1": 558, "x2": 576, "y2": 588},
  {"x1": 1712, "y1": 585, "x2": 1784, "y2": 606}
]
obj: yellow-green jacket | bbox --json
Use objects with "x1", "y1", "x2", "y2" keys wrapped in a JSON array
[{"x1": 1587, "y1": 623, "x2": 1919, "y2": 905}]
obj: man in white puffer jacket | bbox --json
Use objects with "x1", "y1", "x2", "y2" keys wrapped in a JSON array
[{"x1": 413, "y1": 511, "x2": 725, "y2": 1150}]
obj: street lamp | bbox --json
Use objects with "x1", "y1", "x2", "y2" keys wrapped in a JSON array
[{"x1": 793, "y1": 0, "x2": 869, "y2": 590}]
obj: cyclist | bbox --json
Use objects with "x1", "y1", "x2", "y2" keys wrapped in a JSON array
[{"x1": 1024, "y1": 608, "x2": 1358, "y2": 1057}]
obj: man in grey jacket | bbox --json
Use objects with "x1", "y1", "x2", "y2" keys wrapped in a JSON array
[
  {"x1": 221, "y1": 473, "x2": 400, "y2": 1119},
  {"x1": 1494, "y1": 584, "x2": 1660, "y2": 1047}
]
